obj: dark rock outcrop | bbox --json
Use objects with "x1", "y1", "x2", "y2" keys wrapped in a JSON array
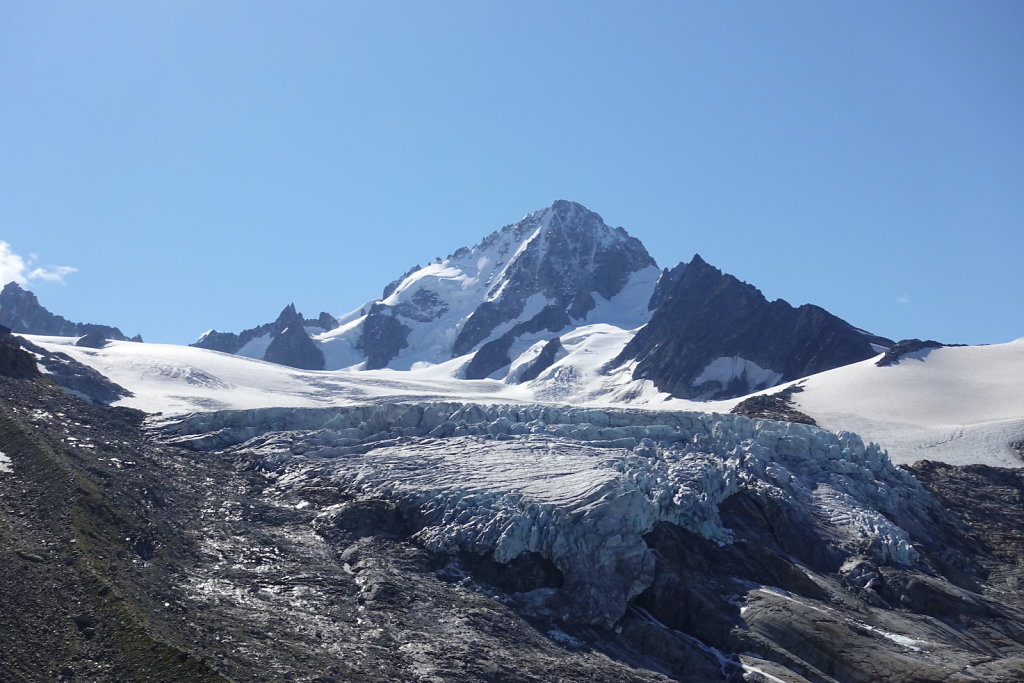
[
  {"x1": 357, "y1": 304, "x2": 412, "y2": 370},
  {"x1": 190, "y1": 329, "x2": 243, "y2": 354},
  {"x1": 382, "y1": 264, "x2": 422, "y2": 300},
  {"x1": 910, "y1": 461, "x2": 1024, "y2": 587},
  {"x1": 876, "y1": 338, "x2": 946, "y2": 367},
  {"x1": 74, "y1": 331, "x2": 108, "y2": 349},
  {"x1": 313, "y1": 311, "x2": 339, "y2": 332},
  {"x1": 17, "y1": 336, "x2": 132, "y2": 404},
  {"x1": 464, "y1": 306, "x2": 572, "y2": 380},
  {"x1": 632, "y1": 473, "x2": 1024, "y2": 683},
  {"x1": 614, "y1": 255, "x2": 893, "y2": 399},
  {"x1": 263, "y1": 323, "x2": 324, "y2": 371},
  {"x1": 518, "y1": 337, "x2": 563, "y2": 383},
  {"x1": 0, "y1": 282, "x2": 137, "y2": 341},
  {"x1": 0, "y1": 324, "x2": 129, "y2": 403},
  {"x1": 730, "y1": 384, "x2": 817, "y2": 425},
  {"x1": 192, "y1": 303, "x2": 335, "y2": 370},
  {"x1": 0, "y1": 325, "x2": 40, "y2": 379}
]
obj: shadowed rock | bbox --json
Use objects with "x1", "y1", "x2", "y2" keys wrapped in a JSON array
[{"x1": 614, "y1": 255, "x2": 893, "y2": 399}]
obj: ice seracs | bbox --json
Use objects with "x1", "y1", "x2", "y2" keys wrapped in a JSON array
[{"x1": 161, "y1": 401, "x2": 945, "y2": 627}]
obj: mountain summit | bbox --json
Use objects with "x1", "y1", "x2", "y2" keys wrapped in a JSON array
[{"x1": 318, "y1": 200, "x2": 660, "y2": 373}]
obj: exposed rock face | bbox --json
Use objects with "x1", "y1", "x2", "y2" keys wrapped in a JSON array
[
  {"x1": 313, "y1": 310, "x2": 339, "y2": 332},
  {"x1": 518, "y1": 337, "x2": 563, "y2": 383},
  {"x1": 731, "y1": 384, "x2": 817, "y2": 425},
  {"x1": 263, "y1": 323, "x2": 325, "y2": 371},
  {"x1": 0, "y1": 325, "x2": 40, "y2": 379},
  {"x1": 17, "y1": 335, "x2": 133, "y2": 404},
  {"x1": 190, "y1": 329, "x2": 244, "y2": 354},
  {"x1": 910, "y1": 461, "x2": 1024, "y2": 589},
  {"x1": 614, "y1": 256, "x2": 893, "y2": 399},
  {"x1": 355, "y1": 303, "x2": 412, "y2": 370},
  {"x1": 463, "y1": 306, "x2": 573, "y2": 379},
  {"x1": 192, "y1": 303, "x2": 332, "y2": 370},
  {"x1": 0, "y1": 282, "x2": 137, "y2": 341},
  {"x1": 74, "y1": 331, "x2": 108, "y2": 349}
]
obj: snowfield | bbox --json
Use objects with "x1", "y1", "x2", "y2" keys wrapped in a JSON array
[
  {"x1": 22, "y1": 334, "x2": 1024, "y2": 468},
  {"x1": 786, "y1": 339, "x2": 1024, "y2": 467}
]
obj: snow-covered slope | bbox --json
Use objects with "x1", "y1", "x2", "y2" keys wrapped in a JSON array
[
  {"x1": 24, "y1": 334, "x2": 717, "y2": 416},
  {"x1": 21, "y1": 336, "x2": 520, "y2": 414},
  {"x1": 785, "y1": 339, "x2": 1024, "y2": 467},
  {"x1": 23, "y1": 334, "x2": 1024, "y2": 469}
]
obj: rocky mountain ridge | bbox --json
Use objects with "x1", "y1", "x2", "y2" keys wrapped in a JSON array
[
  {"x1": 0, "y1": 282, "x2": 140, "y2": 342},
  {"x1": 182, "y1": 201, "x2": 893, "y2": 397},
  {"x1": 614, "y1": 256, "x2": 894, "y2": 399},
  {"x1": 193, "y1": 304, "x2": 336, "y2": 370}
]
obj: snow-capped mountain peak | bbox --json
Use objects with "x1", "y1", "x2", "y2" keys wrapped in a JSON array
[
  {"x1": 184, "y1": 200, "x2": 891, "y2": 399},
  {"x1": 317, "y1": 200, "x2": 661, "y2": 373}
]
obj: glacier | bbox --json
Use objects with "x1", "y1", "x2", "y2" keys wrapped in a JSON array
[{"x1": 161, "y1": 402, "x2": 942, "y2": 627}]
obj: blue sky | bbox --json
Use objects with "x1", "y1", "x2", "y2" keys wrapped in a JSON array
[{"x1": 2, "y1": 1, "x2": 1021, "y2": 345}]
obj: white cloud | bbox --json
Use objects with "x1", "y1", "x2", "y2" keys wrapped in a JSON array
[
  {"x1": 0, "y1": 241, "x2": 77, "y2": 286},
  {"x1": 27, "y1": 265, "x2": 78, "y2": 282},
  {"x1": 896, "y1": 294, "x2": 911, "y2": 305}
]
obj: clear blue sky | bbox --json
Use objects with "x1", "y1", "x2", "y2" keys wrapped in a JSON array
[{"x1": 2, "y1": 1, "x2": 1021, "y2": 345}]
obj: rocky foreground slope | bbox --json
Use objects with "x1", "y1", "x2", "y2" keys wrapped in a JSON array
[{"x1": 3, "y1": 323, "x2": 1024, "y2": 683}]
